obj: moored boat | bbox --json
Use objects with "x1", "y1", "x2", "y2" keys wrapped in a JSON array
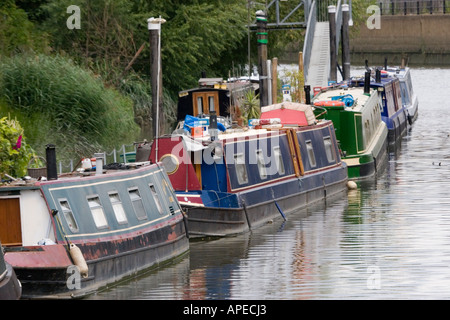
[
  {"x1": 312, "y1": 83, "x2": 388, "y2": 180},
  {"x1": 0, "y1": 242, "x2": 21, "y2": 300},
  {"x1": 351, "y1": 69, "x2": 408, "y2": 145},
  {"x1": 148, "y1": 101, "x2": 348, "y2": 238},
  {"x1": 385, "y1": 66, "x2": 419, "y2": 125},
  {"x1": 0, "y1": 146, "x2": 189, "y2": 299}
]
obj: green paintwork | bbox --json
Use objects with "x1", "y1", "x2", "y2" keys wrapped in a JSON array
[{"x1": 313, "y1": 86, "x2": 388, "y2": 179}]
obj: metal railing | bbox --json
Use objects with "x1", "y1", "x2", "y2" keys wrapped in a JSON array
[
  {"x1": 55, "y1": 143, "x2": 138, "y2": 174},
  {"x1": 379, "y1": 0, "x2": 450, "y2": 15}
]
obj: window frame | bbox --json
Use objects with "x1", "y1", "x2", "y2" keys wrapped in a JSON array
[
  {"x1": 128, "y1": 187, "x2": 147, "y2": 220},
  {"x1": 306, "y1": 140, "x2": 317, "y2": 168},
  {"x1": 58, "y1": 198, "x2": 79, "y2": 233},
  {"x1": 108, "y1": 191, "x2": 128, "y2": 225},
  {"x1": 234, "y1": 153, "x2": 248, "y2": 185},
  {"x1": 149, "y1": 184, "x2": 164, "y2": 215},
  {"x1": 323, "y1": 136, "x2": 336, "y2": 163},
  {"x1": 87, "y1": 195, "x2": 109, "y2": 229}
]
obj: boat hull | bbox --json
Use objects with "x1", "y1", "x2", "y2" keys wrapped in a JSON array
[
  {"x1": 185, "y1": 166, "x2": 348, "y2": 238},
  {"x1": 8, "y1": 216, "x2": 188, "y2": 299}
]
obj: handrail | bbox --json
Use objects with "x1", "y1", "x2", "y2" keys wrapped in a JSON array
[{"x1": 302, "y1": 0, "x2": 317, "y2": 84}]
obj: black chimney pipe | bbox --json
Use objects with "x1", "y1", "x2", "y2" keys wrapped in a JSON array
[
  {"x1": 375, "y1": 68, "x2": 381, "y2": 83},
  {"x1": 46, "y1": 144, "x2": 58, "y2": 180},
  {"x1": 364, "y1": 71, "x2": 371, "y2": 94},
  {"x1": 304, "y1": 85, "x2": 311, "y2": 105}
]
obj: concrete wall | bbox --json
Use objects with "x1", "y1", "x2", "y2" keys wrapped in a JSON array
[{"x1": 350, "y1": 14, "x2": 450, "y2": 66}]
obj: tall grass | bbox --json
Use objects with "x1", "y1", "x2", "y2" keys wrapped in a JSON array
[{"x1": 0, "y1": 54, "x2": 140, "y2": 162}]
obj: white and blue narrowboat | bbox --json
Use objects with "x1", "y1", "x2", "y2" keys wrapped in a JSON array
[
  {"x1": 352, "y1": 69, "x2": 408, "y2": 145},
  {"x1": 385, "y1": 66, "x2": 419, "y2": 125},
  {"x1": 0, "y1": 147, "x2": 189, "y2": 299},
  {"x1": 148, "y1": 102, "x2": 348, "y2": 238}
]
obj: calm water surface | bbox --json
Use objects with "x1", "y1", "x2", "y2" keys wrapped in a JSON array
[{"x1": 88, "y1": 67, "x2": 450, "y2": 300}]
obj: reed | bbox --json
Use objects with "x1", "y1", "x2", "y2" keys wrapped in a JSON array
[{"x1": 0, "y1": 54, "x2": 140, "y2": 162}]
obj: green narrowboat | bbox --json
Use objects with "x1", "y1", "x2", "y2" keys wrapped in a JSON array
[{"x1": 313, "y1": 85, "x2": 388, "y2": 180}]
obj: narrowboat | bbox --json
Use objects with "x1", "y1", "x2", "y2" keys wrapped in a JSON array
[
  {"x1": 352, "y1": 69, "x2": 408, "y2": 145},
  {"x1": 385, "y1": 66, "x2": 419, "y2": 125},
  {"x1": 0, "y1": 146, "x2": 189, "y2": 299},
  {"x1": 0, "y1": 242, "x2": 21, "y2": 300},
  {"x1": 148, "y1": 102, "x2": 348, "y2": 238},
  {"x1": 312, "y1": 82, "x2": 388, "y2": 180}
]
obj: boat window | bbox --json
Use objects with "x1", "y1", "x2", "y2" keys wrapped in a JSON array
[
  {"x1": 149, "y1": 184, "x2": 164, "y2": 214},
  {"x1": 323, "y1": 137, "x2": 335, "y2": 163},
  {"x1": 109, "y1": 192, "x2": 128, "y2": 224},
  {"x1": 234, "y1": 153, "x2": 248, "y2": 184},
  {"x1": 256, "y1": 149, "x2": 267, "y2": 179},
  {"x1": 129, "y1": 188, "x2": 147, "y2": 220},
  {"x1": 208, "y1": 96, "x2": 215, "y2": 113},
  {"x1": 87, "y1": 196, "x2": 108, "y2": 229},
  {"x1": 306, "y1": 140, "x2": 317, "y2": 167},
  {"x1": 273, "y1": 146, "x2": 285, "y2": 175},
  {"x1": 59, "y1": 199, "x2": 79, "y2": 233},
  {"x1": 196, "y1": 97, "x2": 203, "y2": 116}
]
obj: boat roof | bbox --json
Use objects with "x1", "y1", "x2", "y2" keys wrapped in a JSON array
[
  {"x1": 260, "y1": 102, "x2": 316, "y2": 126},
  {"x1": 313, "y1": 86, "x2": 376, "y2": 112}
]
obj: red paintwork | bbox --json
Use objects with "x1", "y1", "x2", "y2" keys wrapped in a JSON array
[
  {"x1": 149, "y1": 136, "x2": 201, "y2": 191},
  {"x1": 5, "y1": 244, "x2": 72, "y2": 268},
  {"x1": 260, "y1": 108, "x2": 308, "y2": 126}
]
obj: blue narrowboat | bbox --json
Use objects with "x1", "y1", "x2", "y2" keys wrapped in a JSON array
[
  {"x1": 0, "y1": 150, "x2": 189, "y2": 299},
  {"x1": 0, "y1": 242, "x2": 21, "y2": 300},
  {"x1": 149, "y1": 102, "x2": 348, "y2": 238}
]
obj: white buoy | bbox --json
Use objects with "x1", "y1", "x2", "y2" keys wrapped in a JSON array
[
  {"x1": 347, "y1": 180, "x2": 357, "y2": 190},
  {"x1": 69, "y1": 243, "x2": 89, "y2": 278}
]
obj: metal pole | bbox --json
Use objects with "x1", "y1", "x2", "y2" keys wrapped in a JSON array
[
  {"x1": 148, "y1": 17, "x2": 165, "y2": 161},
  {"x1": 328, "y1": 5, "x2": 337, "y2": 83},
  {"x1": 256, "y1": 10, "x2": 268, "y2": 108},
  {"x1": 342, "y1": 4, "x2": 350, "y2": 81}
]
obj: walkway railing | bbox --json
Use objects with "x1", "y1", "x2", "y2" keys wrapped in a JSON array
[
  {"x1": 379, "y1": 0, "x2": 450, "y2": 15},
  {"x1": 55, "y1": 143, "x2": 138, "y2": 174}
]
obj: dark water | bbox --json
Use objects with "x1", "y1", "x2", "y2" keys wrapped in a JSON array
[{"x1": 87, "y1": 67, "x2": 450, "y2": 300}]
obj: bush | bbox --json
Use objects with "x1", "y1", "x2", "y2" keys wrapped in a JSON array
[{"x1": 0, "y1": 116, "x2": 35, "y2": 179}]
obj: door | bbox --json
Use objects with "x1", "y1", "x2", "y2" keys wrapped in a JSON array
[
  {"x1": 0, "y1": 198, "x2": 22, "y2": 246},
  {"x1": 192, "y1": 91, "x2": 220, "y2": 116}
]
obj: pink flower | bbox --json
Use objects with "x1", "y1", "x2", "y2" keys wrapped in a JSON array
[{"x1": 13, "y1": 135, "x2": 22, "y2": 150}]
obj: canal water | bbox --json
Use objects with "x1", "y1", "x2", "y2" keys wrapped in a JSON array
[{"x1": 87, "y1": 67, "x2": 450, "y2": 300}]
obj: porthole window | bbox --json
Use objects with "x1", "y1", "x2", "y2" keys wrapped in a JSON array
[{"x1": 160, "y1": 154, "x2": 179, "y2": 175}]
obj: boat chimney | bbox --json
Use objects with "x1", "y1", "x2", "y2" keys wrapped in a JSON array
[
  {"x1": 364, "y1": 71, "x2": 371, "y2": 94},
  {"x1": 384, "y1": 57, "x2": 388, "y2": 70},
  {"x1": 209, "y1": 111, "x2": 218, "y2": 141},
  {"x1": 94, "y1": 153, "x2": 104, "y2": 175},
  {"x1": 304, "y1": 85, "x2": 311, "y2": 105},
  {"x1": 46, "y1": 144, "x2": 58, "y2": 180},
  {"x1": 375, "y1": 68, "x2": 381, "y2": 82}
]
